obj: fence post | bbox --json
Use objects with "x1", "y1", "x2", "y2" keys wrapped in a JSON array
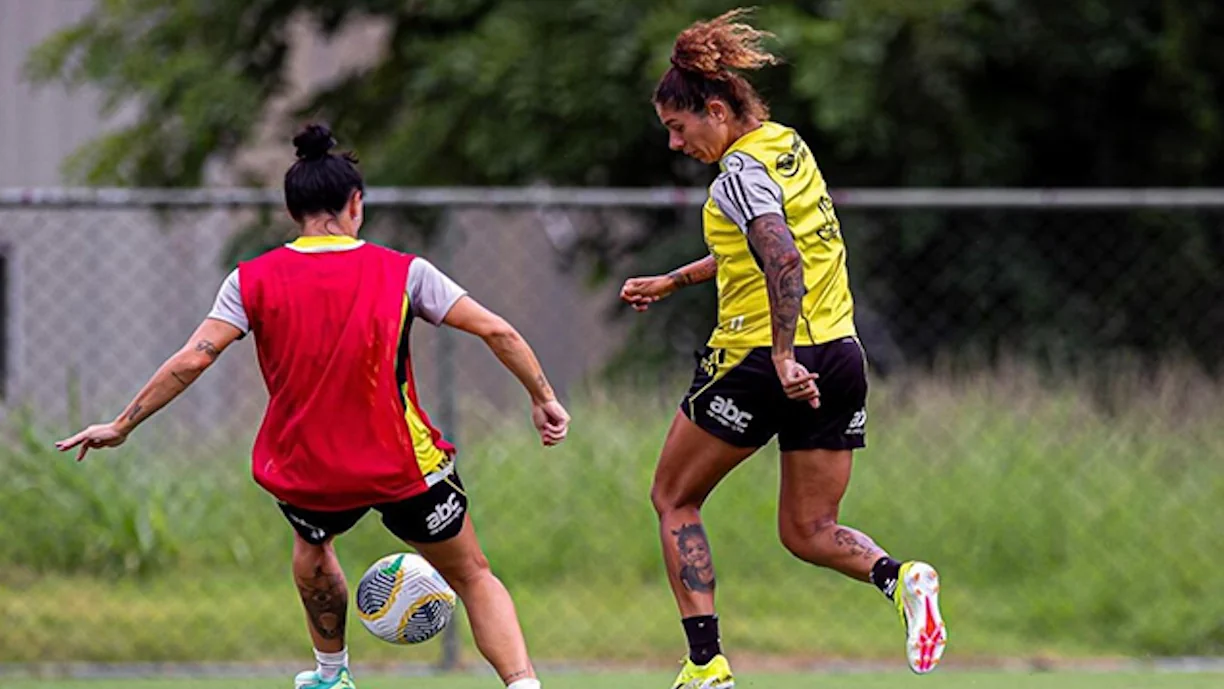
[{"x1": 432, "y1": 210, "x2": 461, "y2": 672}]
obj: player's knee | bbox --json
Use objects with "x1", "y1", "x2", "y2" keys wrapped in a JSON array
[
  {"x1": 292, "y1": 534, "x2": 334, "y2": 569},
  {"x1": 436, "y1": 551, "x2": 492, "y2": 592},
  {"x1": 650, "y1": 477, "x2": 705, "y2": 517},
  {"x1": 778, "y1": 513, "x2": 838, "y2": 559},
  {"x1": 650, "y1": 481, "x2": 684, "y2": 517},
  {"x1": 649, "y1": 481, "x2": 671, "y2": 516}
]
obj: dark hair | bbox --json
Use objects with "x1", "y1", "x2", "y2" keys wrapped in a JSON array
[
  {"x1": 283, "y1": 123, "x2": 364, "y2": 223},
  {"x1": 653, "y1": 8, "x2": 778, "y2": 121}
]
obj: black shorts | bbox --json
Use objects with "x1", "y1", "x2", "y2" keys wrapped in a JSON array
[
  {"x1": 278, "y1": 473, "x2": 468, "y2": 546},
  {"x1": 681, "y1": 337, "x2": 868, "y2": 451}
]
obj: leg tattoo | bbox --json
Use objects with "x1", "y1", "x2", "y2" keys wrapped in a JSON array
[
  {"x1": 298, "y1": 565, "x2": 348, "y2": 641},
  {"x1": 674, "y1": 523, "x2": 716, "y2": 593},
  {"x1": 833, "y1": 527, "x2": 883, "y2": 564}
]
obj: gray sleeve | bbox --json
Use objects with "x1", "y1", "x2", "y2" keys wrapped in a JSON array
[
  {"x1": 710, "y1": 152, "x2": 785, "y2": 233},
  {"x1": 407, "y1": 258, "x2": 468, "y2": 326},
  {"x1": 207, "y1": 269, "x2": 250, "y2": 333}
]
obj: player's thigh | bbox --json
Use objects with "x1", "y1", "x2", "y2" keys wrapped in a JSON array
[
  {"x1": 408, "y1": 515, "x2": 491, "y2": 587},
  {"x1": 376, "y1": 473, "x2": 468, "y2": 545},
  {"x1": 651, "y1": 411, "x2": 758, "y2": 512},
  {"x1": 778, "y1": 448, "x2": 855, "y2": 535},
  {"x1": 654, "y1": 347, "x2": 776, "y2": 511},
  {"x1": 375, "y1": 475, "x2": 489, "y2": 584},
  {"x1": 774, "y1": 337, "x2": 869, "y2": 533}
]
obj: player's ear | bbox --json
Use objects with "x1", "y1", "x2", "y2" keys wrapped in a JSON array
[
  {"x1": 707, "y1": 99, "x2": 730, "y2": 124},
  {"x1": 348, "y1": 189, "x2": 364, "y2": 230}
]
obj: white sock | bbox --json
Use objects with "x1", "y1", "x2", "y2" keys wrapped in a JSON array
[
  {"x1": 314, "y1": 647, "x2": 348, "y2": 681},
  {"x1": 507, "y1": 680, "x2": 541, "y2": 689}
]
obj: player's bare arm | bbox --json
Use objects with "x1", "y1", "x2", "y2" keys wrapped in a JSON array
[
  {"x1": 745, "y1": 212, "x2": 819, "y2": 406},
  {"x1": 620, "y1": 255, "x2": 716, "y2": 312},
  {"x1": 667, "y1": 254, "x2": 717, "y2": 288},
  {"x1": 54, "y1": 318, "x2": 242, "y2": 460},
  {"x1": 442, "y1": 295, "x2": 570, "y2": 446}
]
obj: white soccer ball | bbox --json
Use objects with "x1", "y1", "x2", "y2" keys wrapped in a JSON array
[{"x1": 356, "y1": 552, "x2": 457, "y2": 644}]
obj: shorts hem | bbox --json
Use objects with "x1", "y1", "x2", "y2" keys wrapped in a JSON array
[{"x1": 777, "y1": 438, "x2": 867, "y2": 452}]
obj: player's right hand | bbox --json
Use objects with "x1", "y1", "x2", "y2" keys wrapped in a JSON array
[
  {"x1": 774, "y1": 357, "x2": 821, "y2": 409},
  {"x1": 619, "y1": 275, "x2": 678, "y2": 312},
  {"x1": 54, "y1": 422, "x2": 129, "y2": 461},
  {"x1": 532, "y1": 399, "x2": 571, "y2": 447}
]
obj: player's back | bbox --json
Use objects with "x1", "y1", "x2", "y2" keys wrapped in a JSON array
[{"x1": 239, "y1": 240, "x2": 427, "y2": 510}]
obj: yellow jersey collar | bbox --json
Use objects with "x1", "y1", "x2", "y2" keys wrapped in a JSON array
[
  {"x1": 286, "y1": 235, "x2": 365, "y2": 253},
  {"x1": 722, "y1": 122, "x2": 780, "y2": 163}
]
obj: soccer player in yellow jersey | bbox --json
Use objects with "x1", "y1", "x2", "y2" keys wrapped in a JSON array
[{"x1": 620, "y1": 10, "x2": 946, "y2": 687}]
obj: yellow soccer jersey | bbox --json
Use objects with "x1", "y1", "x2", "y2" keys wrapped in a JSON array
[{"x1": 703, "y1": 121, "x2": 856, "y2": 349}]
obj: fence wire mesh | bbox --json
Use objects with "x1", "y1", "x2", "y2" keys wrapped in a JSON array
[{"x1": 0, "y1": 190, "x2": 1221, "y2": 671}]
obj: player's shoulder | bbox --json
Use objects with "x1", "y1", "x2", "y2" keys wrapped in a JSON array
[
  {"x1": 722, "y1": 122, "x2": 805, "y2": 175},
  {"x1": 717, "y1": 150, "x2": 770, "y2": 178},
  {"x1": 359, "y1": 242, "x2": 421, "y2": 266},
  {"x1": 238, "y1": 244, "x2": 293, "y2": 270},
  {"x1": 760, "y1": 122, "x2": 816, "y2": 182}
]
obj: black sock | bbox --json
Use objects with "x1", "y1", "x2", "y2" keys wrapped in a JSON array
[
  {"x1": 871, "y1": 557, "x2": 902, "y2": 600},
  {"x1": 682, "y1": 615, "x2": 722, "y2": 666}
]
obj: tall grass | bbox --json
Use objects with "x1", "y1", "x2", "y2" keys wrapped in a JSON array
[{"x1": 2, "y1": 369, "x2": 1221, "y2": 662}]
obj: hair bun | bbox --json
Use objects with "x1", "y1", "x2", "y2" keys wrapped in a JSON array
[{"x1": 293, "y1": 123, "x2": 337, "y2": 161}]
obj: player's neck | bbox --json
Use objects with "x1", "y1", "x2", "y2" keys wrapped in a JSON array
[
  {"x1": 719, "y1": 118, "x2": 763, "y2": 158},
  {"x1": 299, "y1": 215, "x2": 358, "y2": 238}
]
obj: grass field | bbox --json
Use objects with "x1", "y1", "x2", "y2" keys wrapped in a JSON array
[
  {"x1": 2, "y1": 368, "x2": 1222, "y2": 664},
  {"x1": 5, "y1": 673, "x2": 1224, "y2": 689}
]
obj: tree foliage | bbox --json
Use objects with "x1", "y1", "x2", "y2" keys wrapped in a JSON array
[{"x1": 27, "y1": 0, "x2": 1224, "y2": 370}]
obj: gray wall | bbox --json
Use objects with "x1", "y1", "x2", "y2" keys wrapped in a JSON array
[{"x1": 0, "y1": 0, "x2": 105, "y2": 187}]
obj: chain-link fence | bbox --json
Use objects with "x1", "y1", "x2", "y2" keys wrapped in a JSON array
[{"x1": 0, "y1": 188, "x2": 1221, "y2": 672}]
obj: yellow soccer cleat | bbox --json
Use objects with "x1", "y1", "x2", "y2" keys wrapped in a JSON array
[
  {"x1": 671, "y1": 653, "x2": 734, "y2": 689},
  {"x1": 896, "y1": 561, "x2": 947, "y2": 674}
]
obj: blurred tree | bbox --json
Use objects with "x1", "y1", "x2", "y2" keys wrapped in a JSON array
[{"x1": 26, "y1": 0, "x2": 1224, "y2": 371}]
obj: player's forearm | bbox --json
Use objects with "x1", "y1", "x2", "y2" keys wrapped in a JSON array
[
  {"x1": 483, "y1": 328, "x2": 556, "y2": 404},
  {"x1": 112, "y1": 348, "x2": 214, "y2": 434},
  {"x1": 747, "y1": 215, "x2": 805, "y2": 362},
  {"x1": 667, "y1": 255, "x2": 717, "y2": 289},
  {"x1": 764, "y1": 258, "x2": 804, "y2": 362}
]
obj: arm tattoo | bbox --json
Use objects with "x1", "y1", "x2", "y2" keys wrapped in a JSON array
[
  {"x1": 534, "y1": 373, "x2": 554, "y2": 399},
  {"x1": 296, "y1": 564, "x2": 348, "y2": 641},
  {"x1": 746, "y1": 214, "x2": 805, "y2": 360},
  {"x1": 673, "y1": 523, "x2": 716, "y2": 593},
  {"x1": 171, "y1": 371, "x2": 192, "y2": 388},
  {"x1": 833, "y1": 527, "x2": 882, "y2": 562},
  {"x1": 194, "y1": 339, "x2": 220, "y2": 359},
  {"x1": 668, "y1": 255, "x2": 717, "y2": 288},
  {"x1": 122, "y1": 404, "x2": 143, "y2": 423}
]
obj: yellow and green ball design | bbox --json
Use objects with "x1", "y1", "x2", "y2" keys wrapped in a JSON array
[{"x1": 357, "y1": 552, "x2": 457, "y2": 644}]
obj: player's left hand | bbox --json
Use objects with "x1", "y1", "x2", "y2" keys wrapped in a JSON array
[
  {"x1": 619, "y1": 275, "x2": 678, "y2": 312},
  {"x1": 55, "y1": 423, "x2": 128, "y2": 461},
  {"x1": 774, "y1": 357, "x2": 821, "y2": 409}
]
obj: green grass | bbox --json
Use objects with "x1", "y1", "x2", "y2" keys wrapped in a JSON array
[
  {"x1": 5, "y1": 673, "x2": 1224, "y2": 689},
  {"x1": 2, "y1": 369, "x2": 1222, "y2": 663}
]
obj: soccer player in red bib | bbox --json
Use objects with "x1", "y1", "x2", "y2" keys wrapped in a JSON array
[{"x1": 56, "y1": 124, "x2": 568, "y2": 689}]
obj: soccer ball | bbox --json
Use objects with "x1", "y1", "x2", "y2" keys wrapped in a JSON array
[{"x1": 356, "y1": 552, "x2": 457, "y2": 644}]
